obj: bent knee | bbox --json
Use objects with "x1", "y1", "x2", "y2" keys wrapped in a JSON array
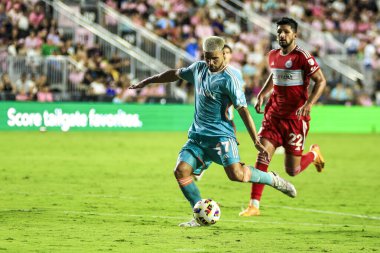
[
  {"x1": 224, "y1": 169, "x2": 239, "y2": 181},
  {"x1": 174, "y1": 161, "x2": 193, "y2": 178},
  {"x1": 285, "y1": 166, "x2": 300, "y2": 177},
  {"x1": 225, "y1": 166, "x2": 246, "y2": 182},
  {"x1": 286, "y1": 171, "x2": 297, "y2": 177}
]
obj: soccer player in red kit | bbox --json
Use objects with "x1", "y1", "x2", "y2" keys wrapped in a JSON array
[{"x1": 239, "y1": 17, "x2": 326, "y2": 216}]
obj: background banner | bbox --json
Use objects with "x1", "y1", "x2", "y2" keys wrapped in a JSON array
[{"x1": 0, "y1": 102, "x2": 379, "y2": 133}]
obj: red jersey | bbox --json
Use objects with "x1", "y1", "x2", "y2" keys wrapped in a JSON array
[{"x1": 265, "y1": 45, "x2": 319, "y2": 120}]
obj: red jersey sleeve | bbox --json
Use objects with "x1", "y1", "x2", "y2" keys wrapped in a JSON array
[{"x1": 299, "y1": 51, "x2": 320, "y2": 76}]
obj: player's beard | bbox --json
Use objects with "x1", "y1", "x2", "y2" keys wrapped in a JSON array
[
  {"x1": 210, "y1": 61, "x2": 225, "y2": 72},
  {"x1": 279, "y1": 38, "x2": 294, "y2": 49}
]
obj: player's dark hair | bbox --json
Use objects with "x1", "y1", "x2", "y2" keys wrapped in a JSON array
[
  {"x1": 276, "y1": 17, "x2": 298, "y2": 32},
  {"x1": 223, "y1": 44, "x2": 232, "y2": 52}
]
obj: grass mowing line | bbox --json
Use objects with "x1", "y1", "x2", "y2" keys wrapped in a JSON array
[
  {"x1": 2, "y1": 190, "x2": 379, "y2": 221},
  {"x1": 61, "y1": 211, "x2": 380, "y2": 228},
  {"x1": 0, "y1": 191, "x2": 139, "y2": 200},
  {"x1": 265, "y1": 205, "x2": 380, "y2": 220},
  {"x1": 1, "y1": 208, "x2": 378, "y2": 228},
  {"x1": 174, "y1": 249, "x2": 206, "y2": 252}
]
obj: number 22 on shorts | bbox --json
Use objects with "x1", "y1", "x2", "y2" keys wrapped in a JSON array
[{"x1": 288, "y1": 133, "x2": 303, "y2": 151}]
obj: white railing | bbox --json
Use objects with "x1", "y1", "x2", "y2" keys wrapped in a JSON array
[
  {"x1": 97, "y1": 2, "x2": 196, "y2": 68},
  {"x1": 6, "y1": 56, "x2": 69, "y2": 95},
  {"x1": 41, "y1": 0, "x2": 170, "y2": 80},
  {"x1": 3, "y1": 54, "x2": 152, "y2": 99}
]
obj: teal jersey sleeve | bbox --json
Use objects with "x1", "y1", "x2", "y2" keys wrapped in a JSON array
[
  {"x1": 224, "y1": 67, "x2": 247, "y2": 110},
  {"x1": 230, "y1": 65, "x2": 245, "y2": 87},
  {"x1": 178, "y1": 62, "x2": 200, "y2": 84}
]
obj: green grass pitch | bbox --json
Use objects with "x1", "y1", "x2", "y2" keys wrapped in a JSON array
[{"x1": 0, "y1": 131, "x2": 379, "y2": 252}]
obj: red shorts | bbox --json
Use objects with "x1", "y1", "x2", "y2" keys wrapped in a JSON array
[{"x1": 258, "y1": 115, "x2": 310, "y2": 156}]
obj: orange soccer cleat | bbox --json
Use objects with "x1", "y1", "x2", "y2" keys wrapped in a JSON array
[
  {"x1": 239, "y1": 205, "x2": 260, "y2": 217},
  {"x1": 310, "y1": 144, "x2": 325, "y2": 172}
]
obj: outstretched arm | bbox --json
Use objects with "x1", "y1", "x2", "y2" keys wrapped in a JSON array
[
  {"x1": 129, "y1": 69, "x2": 180, "y2": 89},
  {"x1": 296, "y1": 69, "x2": 326, "y2": 119},
  {"x1": 238, "y1": 106, "x2": 269, "y2": 158}
]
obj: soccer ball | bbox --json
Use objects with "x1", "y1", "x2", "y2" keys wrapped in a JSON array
[{"x1": 193, "y1": 199, "x2": 221, "y2": 226}]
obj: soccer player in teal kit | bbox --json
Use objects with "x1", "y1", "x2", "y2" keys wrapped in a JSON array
[{"x1": 129, "y1": 36, "x2": 296, "y2": 227}]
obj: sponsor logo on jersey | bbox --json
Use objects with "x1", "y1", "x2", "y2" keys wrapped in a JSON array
[
  {"x1": 277, "y1": 73, "x2": 293, "y2": 80},
  {"x1": 272, "y1": 68, "x2": 304, "y2": 86},
  {"x1": 285, "y1": 59, "x2": 293, "y2": 68},
  {"x1": 197, "y1": 86, "x2": 216, "y2": 100}
]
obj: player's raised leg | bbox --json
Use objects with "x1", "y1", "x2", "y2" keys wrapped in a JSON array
[
  {"x1": 224, "y1": 163, "x2": 297, "y2": 198},
  {"x1": 284, "y1": 146, "x2": 325, "y2": 176},
  {"x1": 282, "y1": 119, "x2": 324, "y2": 176}
]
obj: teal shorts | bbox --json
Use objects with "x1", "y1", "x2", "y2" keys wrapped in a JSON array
[{"x1": 178, "y1": 136, "x2": 241, "y2": 175}]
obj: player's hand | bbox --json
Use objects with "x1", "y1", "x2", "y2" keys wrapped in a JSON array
[
  {"x1": 254, "y1": 141, "x2": 271, "y2": 160},
  {"x1": 254, "y1": 96, "x2": 264, "y2": 114},
  {"x1": 296, "y1": 102, "x2": 312, "y2": 120},
  {"x1": 129, "y1": 80, "x2": 147, "y2": 89}
]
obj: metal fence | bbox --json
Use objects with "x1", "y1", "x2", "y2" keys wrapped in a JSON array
[
  {"x1": 6, "y1": 56, "x2": 67, "y2": 90},
  {"x1": 49, "y1": 2, "x2": 163, "y2": 80},
  {"x1": 97, "y1": 2, "x2": 195, "y2": 69},
  {"x1": 1, "y1": 54, "x2": 148, "y2": 101}
]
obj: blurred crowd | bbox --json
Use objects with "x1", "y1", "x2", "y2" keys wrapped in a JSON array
[
  {"x1": 242, "y1": 0, "x2": 380, "y2": 105},
  {"x1": 105, "y1": 0, "x2": 380, "y2": 105},
  {"x1": 0, "y1": 0, "x2": 161, "y2": 103},
  {"x1": 0, "y1": 0, "x2": 52, "y2": 101},
  {"x1": 0, "y1": 0, "x2": 379, "y2": 106}
]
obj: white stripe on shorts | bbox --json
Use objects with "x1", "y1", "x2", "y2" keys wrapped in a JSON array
[{"x1": 302, "y1": 120, "x2": 308, "y2": 150}]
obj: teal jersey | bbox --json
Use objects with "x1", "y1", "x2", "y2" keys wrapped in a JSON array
[
  {"x1": 229, "y1": 65, "x2": 245, "y2": 86},
  {"x1": 179, "y1": 61, "x2": 247, "y2": 139},
  {"x1": 225, "y1": 65, "x2": 244, "y2": 121}
]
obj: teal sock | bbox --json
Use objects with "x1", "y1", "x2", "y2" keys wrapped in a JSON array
[
  {"x1": 180, "y1": 182, "x2": 202, "y2": 208},
  {"x1": 249, "y1": 166, "x2": 273, "y2": 185}
]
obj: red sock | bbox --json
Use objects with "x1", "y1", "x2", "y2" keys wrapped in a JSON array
[
  {"x1": 300, "y1": 151, "x2": 315, "y2": 172},
  {"x1": 250, "y1": 160, "x2": 269, "y2": 201}
]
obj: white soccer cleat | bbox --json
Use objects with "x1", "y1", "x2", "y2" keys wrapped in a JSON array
[
  {"x1": 178, "y1": 219, "x2": 201, "y2": 227},
  {"x1": 270, "y1": 172, "x2": 297, "y2": 198}
]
